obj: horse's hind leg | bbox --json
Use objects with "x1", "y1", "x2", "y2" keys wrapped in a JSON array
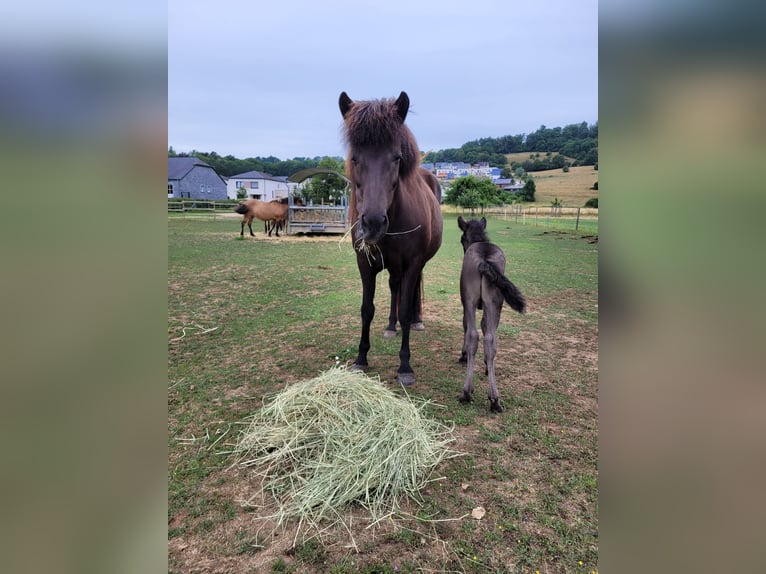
[
  {"x1": 483, "y1": 300, "x2": 504, "y2": 413},
  {"x1": 460, "y1": 303, "x2": 478, "y2": 403}
]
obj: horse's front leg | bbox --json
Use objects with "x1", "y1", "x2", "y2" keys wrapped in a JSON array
[
  {"x1": 411, "y1": 272, "x2": 425, "y2": 331},
  {"x1": 395, "y1": 268, "x2": 420, "y2": 386},
  {"x1": 352, "y1": 266, "x2": 377, "y2": 372},
  {"x1": 384, "y1": 273, "x2": 399, "y2": 339}
]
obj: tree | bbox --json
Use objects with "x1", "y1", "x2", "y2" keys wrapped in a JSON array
[
  {"x1": 236, "y1": 187, "x2": 247, "y2": 200},
  {"x1": 519, "y1": 176, "x2": 536, "y2": 202},
  {"x1": 443, "y1": 175, "x2": 504, "y2": 212}
]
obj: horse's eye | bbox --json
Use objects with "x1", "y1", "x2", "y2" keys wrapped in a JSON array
[
  {"x1": 351, "y1": 157, "x2": 358, "y2": 165},
  {"x1": 393, "y1": 154, "x2": 402, "y2": 162}
]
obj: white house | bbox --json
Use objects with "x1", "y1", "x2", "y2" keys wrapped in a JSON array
[{"x1": 226, "y1": 170, "x2": 298, "y2": 201}]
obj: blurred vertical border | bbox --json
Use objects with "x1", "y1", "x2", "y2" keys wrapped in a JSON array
[
  {"x1": 600, "y1": 1, "x2": 765, "y2": 573},
  {"x1": 0, "y1": 3, "x2": 167, "y2": 573}
]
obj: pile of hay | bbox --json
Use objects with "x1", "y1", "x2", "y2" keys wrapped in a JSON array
[{"x1": 233, "y1": 366, "x2": 455, "y2": 531}]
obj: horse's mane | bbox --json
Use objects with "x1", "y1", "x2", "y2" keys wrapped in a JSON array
[{"x1": 342, "y1": 97, "x2": 420, "y2": 179}]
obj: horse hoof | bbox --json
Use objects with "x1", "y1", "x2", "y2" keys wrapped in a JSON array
[
  {"x1": 397, "y1": 372, "x2": 416, "y2": 386},
  {"x1": 490, "y1": 400, "x2": 504, "y2": 413},
  {"x1": 383, "y1": 329, "x2": 397, "y2": 339},
  {"x1": 458, "y1": 355, "x2": 467, "y2": 364},
  {"x1": 412, "y1": 322, "x2": 425, "y2": 331},
  {"x1": 351, "y1": 363, "x2": 369, "y2": 373},
  {"x1": 459, "y1": 392, "x2": 472, "y2": 404}
]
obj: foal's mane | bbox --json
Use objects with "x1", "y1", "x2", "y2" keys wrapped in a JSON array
[
  {"x1": 341, "y1": 96, "x2": 420, "y2": 179},
  {"x1": 463, "y1": 220, "x2": 490, "y2": 245}
]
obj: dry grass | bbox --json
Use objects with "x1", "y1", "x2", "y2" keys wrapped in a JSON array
[
  {"x1": 530, "y1": 166, "x2": 599, "y2": 207},
  {"x1": 504, "y1": 153, "x2": 599, "y2": 207}
]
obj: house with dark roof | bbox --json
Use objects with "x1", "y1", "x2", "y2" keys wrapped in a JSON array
[
  {"x1": 226, "y1": 170, "x2": 297, "y2": 201},
  {"x1": 168, "y1": 157, "x2": 228, "y2": 200}
]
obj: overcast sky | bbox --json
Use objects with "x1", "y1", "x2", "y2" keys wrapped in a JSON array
[{"x1": 169, "y1": 0, "x2": 597, "y2": 160}]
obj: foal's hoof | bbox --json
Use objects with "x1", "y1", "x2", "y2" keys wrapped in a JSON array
[
  {"x1": 489, "y1": 399, "x2": 504, "y2": 413},
  {"x1": 411, "y1": 322, "x2": 425, "y2": 331},
  {"x1": 459, "y1": 391, "x2": 472, "y2": 404},
  {"x1": 350, "y1": 362, "x2": 369, "y2": 373},
  {"x1": 383, "y1": 329, "x2": 398, "y2": 339},
  {"x1": 397, "y1": 372, "x2": 416, "y2": 386},
  {"x1": 458, "y1": 353, "x2": 467, "y2": 364}
]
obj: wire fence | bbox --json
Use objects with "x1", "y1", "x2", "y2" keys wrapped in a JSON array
[
  {"x1": 443, "y1": 205, "x2": 599, "y2": 234},
  {"x1": 168, "y1": 200, "x2": 599, "y2": 234}
]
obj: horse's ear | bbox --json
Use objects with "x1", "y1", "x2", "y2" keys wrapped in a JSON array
[
  {"x1": 458, "y1": 216, "x2": 467, "y2": 231},
  {"x1": 480, "y1": 217, "x2": 487, "y2": 229},
  {"x1": 395, "y1": 91, "x2": 409, "y2": 123},
  {"x1": 339, "y1": 92, "x2": 353, "y2": 118}
]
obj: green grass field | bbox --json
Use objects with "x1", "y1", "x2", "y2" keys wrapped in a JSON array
[{"x1": 169, "y1": 215, "x2": 598, "y2": 573}]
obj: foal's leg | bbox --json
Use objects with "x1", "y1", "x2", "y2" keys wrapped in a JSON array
[
  {"x1": 460, "y1": 302, "x2": 479, "y2": 403},
  {"x1": 483, "y1": 299, "x2": 504, "y2": 413}
]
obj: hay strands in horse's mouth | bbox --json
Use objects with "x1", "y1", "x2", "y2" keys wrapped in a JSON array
[{"x1": 354, "y1": 237, "x2": 384, "y2": 268}]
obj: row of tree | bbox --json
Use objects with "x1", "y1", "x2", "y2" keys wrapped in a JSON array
[
  {"x1": 423, "y1": 121, "x2": 598, "y2": 168},
  {"x1": 167, "y1": 147, "x2": 344, "y2": 179},
  {"x1": 169, "y1": 121, "x2": 597, "y2": 179}
]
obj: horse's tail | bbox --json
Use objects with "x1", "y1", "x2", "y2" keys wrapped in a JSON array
[
  {"x1": 478, "y1": 262, "x2": 526, "y2": 314},
  {"x1": 234, "y1": 203, "x2": 249, "y2": 215}
]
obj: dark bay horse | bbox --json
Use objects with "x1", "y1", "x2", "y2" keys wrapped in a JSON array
[
  {"x1": 383, "y1": 167, "x2": 442, "y2": 338},
  {"x1": 339, "y1": 91, "x2": 443, "y2": 386},
  {"x1": 458, "y1": 216, "x2": 526, "y2": 412}
]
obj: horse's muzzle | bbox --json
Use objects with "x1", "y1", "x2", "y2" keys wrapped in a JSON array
[{"x1": 359, "y1": 214, "x2": 388, "y2": 245}]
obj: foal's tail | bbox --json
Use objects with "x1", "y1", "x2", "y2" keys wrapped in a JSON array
[
  {"x1": 234, "y1": 203, "x2": 249, "y2": 215},
  {"x1": 479, "y1": 262, "x2": 526, "y2": 314}
]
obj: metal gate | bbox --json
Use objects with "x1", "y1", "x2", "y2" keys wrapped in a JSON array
[{"x1": 287, "y1": 202, "x2": 349, "y2": 235}]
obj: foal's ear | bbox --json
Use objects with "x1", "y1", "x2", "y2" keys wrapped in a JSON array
[
  {"x1": 457, "y1": 215, "x2": 467, "y2": 231},
  {"x1": 339, "y1": 92, "x2": 353, "y2": 118},
  {"x1": 395, "y1": 91, "x2": 410, "y2": 123},
  {"x1": 480, "y1": 217, "x2": 487, "y2": 229}
]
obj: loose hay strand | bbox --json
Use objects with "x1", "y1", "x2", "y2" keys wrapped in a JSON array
[{"x1": 233, "y1": 366, "x2": 456, "y2": 534}]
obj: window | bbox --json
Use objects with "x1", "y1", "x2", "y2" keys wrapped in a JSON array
[
  {"x1": 168, "y1": 184, "x2": 174, "y2": 196},
  {"x1": 235, "y1": 181, "x2": 243, "y2": 188},
  {"x1": 250, "y1": 181, "x2": 259, "y2": 189}
]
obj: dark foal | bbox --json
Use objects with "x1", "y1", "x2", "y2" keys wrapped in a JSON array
[{"x1": 458, "y1": 216, "x2": 526, "y2": 412}]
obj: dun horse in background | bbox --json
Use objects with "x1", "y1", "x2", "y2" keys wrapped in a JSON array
[
  {"x1": 235, "y1": 197, "x2": 302, "y2": 237},
  {"x1": 457, "y1": 216, "x2": 526, "y2": 412},
  {"x1": 339, "y1": 91, "x2": 443, "y2": 386}
]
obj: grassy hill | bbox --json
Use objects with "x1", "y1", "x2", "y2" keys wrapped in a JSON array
[{"x1": 505, "y1": 153, "x2": 598, "y2": 207}]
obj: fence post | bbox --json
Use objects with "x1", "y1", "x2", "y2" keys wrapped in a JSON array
[{"x1": 575, "y1": 207, "x2": 581, "y2": 231}]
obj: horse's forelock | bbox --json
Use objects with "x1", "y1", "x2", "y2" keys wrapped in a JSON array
[{"x1": 343, "y1": 98, "x2": 420, "y2": 177}]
